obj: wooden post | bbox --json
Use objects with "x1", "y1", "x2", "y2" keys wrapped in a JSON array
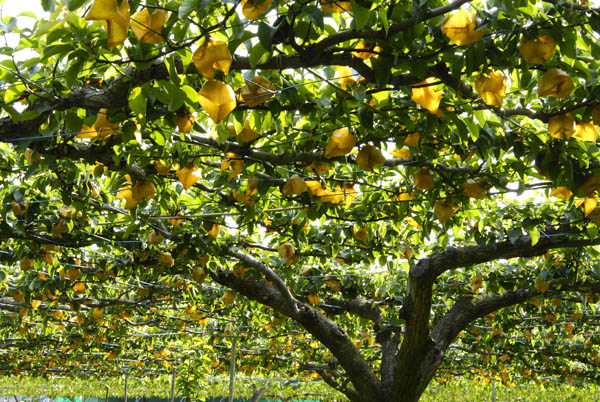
[
  {"x1": 170, "y1": 368, "x2": 176, "y2": 402},
  {"x1": 124, "y1": 375, "x2": 128, "y2": 402},
  {"x1": 105, "y1": 384, "x2": 109, "y2": 402},
  {"x1": 491, "y1": 380, "x2": 496, "y2": 402},
  {"x1": 228, "y1": 337, "x2": 237, "y2": 402}
]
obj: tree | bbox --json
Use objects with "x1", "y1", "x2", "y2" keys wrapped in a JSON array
[{"x1": 1, "y1": 0, "x2": 600, "y2": 401}]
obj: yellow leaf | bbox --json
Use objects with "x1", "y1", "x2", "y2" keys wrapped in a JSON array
[
  {"x1": 411, "y1": 78, "x2": 442, "y2": 114},
  {"x1": 434, "y1": 200, "x2": 459, "y2": 225},
  {"x1": 404, "y1": 132, "x2": 421, "y2": 148},
  {"x1": 31, "y1": 299, "x2": 42, "y2": 310},
  {"x1": 198, "y1": 80, "x2": 236, "y2": 123},
  {"x1": 475, "y1": 71, "x2": 506, "y2": 107},
  {"x1": 176, "y1": 163, "x2": 202, "y2": 190},
  {"x1": 441, "y1": 9, "x2": 483, "y2": 46},
  {"x1": 538, "y1": 68, "x2": 574, "y2": 98},
  {"x1": 548, "y1": 113, "x2": 575, "y2": 140},
  {"x1": 413, "y1": 168, "x2": 434, "y2": 191},
  {"x1": 550, "y1": 186, "x2": 573, "y2": 200},
  {"x1": 392, "y1": 147, "x2": 411, "y2": 159},
  {"x1": 305, "y1": 161, "x2": 330, "y2": 174},
  {"x1": 462, "y1": 178, "x2": 487, "y2": 199},
  {"x1": 116, "y1": 186, "x2": 139, "y2": 209},
  {"x1": 73, "y1": 282, "x2": 86, "y2": 294},
  {"x1": 320, "y1": 0, "x2": 351, "y2": 12},
  {"x1": 325, "y1": 127, "x2": 357, "y2": 158},
  {"x1": 519, "y1": 34, "x2": 556, "y2": 64},
  {"x1": 356, "y1": 145, "x2": 385, "y2": 171},
  {"x1": 192, "y1": 39, "x2": 232, "y2": 79},
  {"x1": 85, "y1": 0, "x2": 130, "y2": 49},
  {"x1": 132, "y1": 180, "x2": 156, "y2": 201},
  {"x1": 220, "y1": 153, "x2": 244, "y2": 181},
  {"x1": 241, "y1": 0, "x2": 272, "y2": 19},
  {"x1": 241, "y1": 76, "x2": 276, "y2": 107},
  {"x1": 282, "y1": 174, "x2": 307, "y2": 195},
  {"x1": 158, "y1": 252, "x2": 175, "y2": 267},
  {"x1": 206, "y1": 224, "x2": 220, "y2": 238},
  {"x1": 307, "y1": 294, "x2": 320, "y2": 306},
  {"x1": 174, "y1": 112, "x2": 195, "y2": 133},
  {"x1": 573, "y1": 122, "x2": 598, "y2": 143},
  {"x1": 131, "y1": 8, "x2": 169, "y2": 44}
]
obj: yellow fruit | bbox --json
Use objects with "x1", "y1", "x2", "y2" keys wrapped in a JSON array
[
  {"x1": 277, "y1": 242, "x2": 295, "y2": 258},
  {"x1": 198, "y1": 80, "x2": 236, "y2": 123},
  {"x1": 441, "y1": 9, "x2": 483, "y2": 46},
  {"x1": 158, "y1": 253, "x2": 175, "y2": 268},
  {"x1": 520, "y1": 34, "x2": 556, "y2": 64},
  {"x1": 538, "y1": 68, "x2": 574, "y2": 98},
  {"x1": 192, "y1": 39, "x2": 232, "y2": 79},
  {"x1": 241, "y1": 0, "x2": 272, "y2": 19},
  {"x1": 241, "y1": 76, "x2": 276, "y2": 107},
  {"x1": 356, "y1": 145, "x2": 385, "y2": 171},
  {"x1": 131, "y1": 8, "x2": 169, "y2": 44},
  {"x1": 85, "y1": 0, "x2": 130, "y2": 48},
  {"x1": 325, "y1": 128, "x2": 357, "y2": 158},
  {"x1": 411, "y1": 78, "x2": 442, "y2": 114},
  {"x1": 475, "y1": 71, "x2": 506, "y2": 107},
  {"x1": 413, "y1": 168, "x2": 434, "y2": 190}
]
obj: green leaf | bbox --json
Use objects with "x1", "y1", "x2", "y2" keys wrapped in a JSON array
[
  {"x1": 350, "y1": 0, "x2": 370, "y2": 30},
  {"x1": 41, "y1": 0, "x2": 56, "y2": 12},
  {"x1": 249, "y1": 43, "x2": 267, "y2": 69},
  {"x1": 178, "y1": 0, "x2": 199, "y2": 20},
  {"x1": 128, "y1": 87, "x2": 147, "y2": 118},
  {"x1": 181, "y1": 85, "x2": 199, "y2": 104},
  {"x1": 304, "y1": 6, "x2": 324, "y2": 29},
  {"x1": 64, "y1": 0, "x2": 87, "y2": 11},
  {"x1": 258, "y1": 22, "x2": 276, "y2": 52},
  {"x1": 65, "y1": 57, "x2": 84, "y2": 88},
  {"x1": 529, "y1": 228, "x2": 540, "y2": 246}
]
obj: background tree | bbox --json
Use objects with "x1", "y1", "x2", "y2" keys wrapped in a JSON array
[{"x1": 1, "y1": 0, "x2": 600, "y2": 401}]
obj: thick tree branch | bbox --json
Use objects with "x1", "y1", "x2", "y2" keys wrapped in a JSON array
[
  {"x1": 415, "y1": 232, "x2": 600, "y2": 280},
  {"x1": 211, "y1": 271, "x2": 384, "y2": 402},
  {"x1": 228, "y1": 250, "x2": 298, "y2": 315}
]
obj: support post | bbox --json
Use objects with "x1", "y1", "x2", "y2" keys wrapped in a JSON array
[
  {"x1": 170, "y1": 368, "x2": 176, "y2": 402},
  {"x1": 228, "y1": 337, "x2": 237, "y2": 402},
  {"x1": 491, "y1": 380, "x2": 496, "y2": 402},
  {"x1": 124, "y1": 375, "x2": 128, "y2": 402},
  {"x1": 105, "y1": 384, "x2": 109, "y2": 402}
]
